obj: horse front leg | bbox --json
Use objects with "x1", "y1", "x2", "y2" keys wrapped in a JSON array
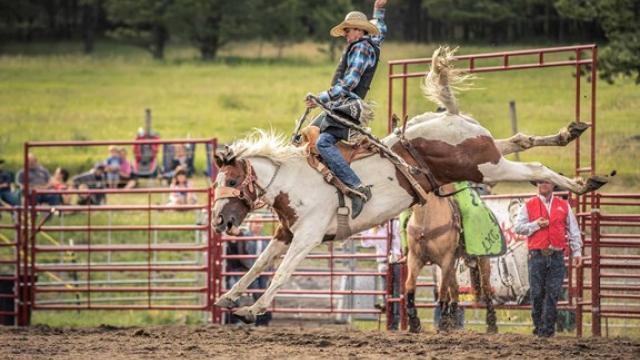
[
  {"x1": 495, "y1": 121, "x2": 589, "y2": 155},
  {"x1": 447, "y1": 268, "x2": 462, "y2": 330},
  {"x1": 233, "y1": 224, "x2": 325, "y2": 323},
  {"x1": 479, "y1": 158, "x2": 608, "y2": 195},
  {"x1": 478, "y1": 257, "x2": 498, "y2": 334},
  {"x1": 405, "y1": 252, "x2": 425, "y2": 333},
  {"x1": 215, "y1": 235, "x2": 289, "y2": 309}
]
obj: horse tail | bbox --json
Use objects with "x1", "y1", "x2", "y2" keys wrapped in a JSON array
[{"x1": 422, "y1": 46, "x2": 473, "y2": 115}]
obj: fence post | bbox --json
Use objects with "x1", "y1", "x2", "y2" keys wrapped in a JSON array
[
  {"x1": 590, "y1": 194, "x2": 601, "y2": 336},
  {"x1": 508, "y1": 100, "x2": 520, "y2": 161}
]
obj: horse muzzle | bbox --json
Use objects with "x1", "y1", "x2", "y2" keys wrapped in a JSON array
[{"x1": 213, "y1": 213, "x2": 241, "y2": 235}]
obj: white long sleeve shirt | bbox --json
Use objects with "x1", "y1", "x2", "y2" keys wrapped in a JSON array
[{"x1": 514, "y1": 194, "x2": 583, "y2": 257}]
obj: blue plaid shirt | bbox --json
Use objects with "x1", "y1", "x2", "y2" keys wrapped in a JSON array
[{"x1": 318, "y1": 8, "x2": 387, "y2": 104}]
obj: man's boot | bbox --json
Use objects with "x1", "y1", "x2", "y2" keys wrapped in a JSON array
[{"x1": 349, "y1": 185, "x2": 372, "y2": 219}]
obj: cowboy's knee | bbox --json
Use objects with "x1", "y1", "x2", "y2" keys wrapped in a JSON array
[{"x1": 316, "y1": 133, "x2": 335, "y2": 149}]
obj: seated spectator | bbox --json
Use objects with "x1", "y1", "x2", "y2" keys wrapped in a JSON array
[
  {"x1": 167, "y1": 168, "x2": 196, "y2": 206},
  {"x1": 104, "y1": 145, "x2": 121, "y2": 189},
  {"x1": 72, "y1": 164, "x2": 106, "y2": 205},
  {"x1": 161, "y1": 144, "x2": 194, "y2": 182},
  {"x1": 49, "y1": 167, "x2": 71, "y2": 205},
  {"x1": 16, "y1": 153, "x2": 61, "y2": 206},
  {"x1": 117, "y1": 147, "x2": 137, "y2": 189},
  {"x1": 0, "y1": 159, "x2": 19, "y2": 206}
]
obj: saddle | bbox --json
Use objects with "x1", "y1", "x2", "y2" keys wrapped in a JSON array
[{"x1": 299, "y1": 125, "x2": 378, "y2": 195}]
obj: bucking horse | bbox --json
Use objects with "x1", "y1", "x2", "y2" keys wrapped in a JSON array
[
  {"x1": 405, "y1": 116, "x2": 589, "y2": 334},
  {"x1": 212, "y1": 47, "x2": 608, "y2": 323}
]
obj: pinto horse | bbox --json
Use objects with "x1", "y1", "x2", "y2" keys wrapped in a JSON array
[
  {"x1": 212, "y1": 47, "x2": 608, "y2": 323},
  {"x1": 405, "y1": 119, "x2": 589, "y2": 334}
]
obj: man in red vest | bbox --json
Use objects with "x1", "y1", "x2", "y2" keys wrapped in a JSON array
[{"x1": 514, "y1": 179, "x2": 582, "y2": 337}]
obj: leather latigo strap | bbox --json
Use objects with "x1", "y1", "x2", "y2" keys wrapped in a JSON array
[{"x1": 400, "y1": 137, "x2": 440, "y2": 190}]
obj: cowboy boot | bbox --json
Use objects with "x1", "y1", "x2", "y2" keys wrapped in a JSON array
[{"x1": 349, "y1": 185, "x2": 372, "y2": 219}]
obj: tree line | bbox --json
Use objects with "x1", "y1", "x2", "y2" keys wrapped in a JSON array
[{"x1": 0, "y1": 0, "x2": 638, "y2": 82}]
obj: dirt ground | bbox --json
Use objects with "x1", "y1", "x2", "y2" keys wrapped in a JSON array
[{"x1": 2, "y1": 324, "x2": 639, "y2": 360}]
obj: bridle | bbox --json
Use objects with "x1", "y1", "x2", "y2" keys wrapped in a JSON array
[{"x1": 213, "y1": 158, "x2": 279, "y2": 211}]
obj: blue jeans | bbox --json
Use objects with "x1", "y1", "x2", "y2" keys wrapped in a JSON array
[
  {"x1": 528, "y1": 250, "x2": 566, "y2": 337},
  {"x1": 0, "y1": 189, "x2": 20, "y2": 206},
  {"x1": 316, "y1": 132, "x2": 361, "y2": 189}
]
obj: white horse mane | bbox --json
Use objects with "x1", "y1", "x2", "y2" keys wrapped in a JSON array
[{"x1": 229, "y1": 129, "x2": 305, "y2": 163}]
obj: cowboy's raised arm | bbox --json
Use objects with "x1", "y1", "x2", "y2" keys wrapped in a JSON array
[{"x1": 371, "y1": 0, "x2": 388, "y2": 45}]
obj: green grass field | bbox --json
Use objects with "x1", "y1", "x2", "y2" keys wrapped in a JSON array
[{"x1": 0, "y1": 40, "x2": 638, "y2": 188}]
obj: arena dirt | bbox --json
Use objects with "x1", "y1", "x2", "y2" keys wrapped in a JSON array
[{"x1": 2, "y1": 324, "x2": 639, "y2": 359}]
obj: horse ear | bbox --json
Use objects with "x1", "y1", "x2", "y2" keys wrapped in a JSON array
[{"x1": 214, "y1": 153, "x2": 224, "y2": 168}]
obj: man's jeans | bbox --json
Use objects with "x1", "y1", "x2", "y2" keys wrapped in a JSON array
[
  {"x1": 528, "y1": 250, "x2": 566, "y2": 337},
  {"x1": 0, "y1": 189, "x2": 20, "y2": 206},
  {"x1": 316, "y1": 132, "x2": 361, "y2": 189}
]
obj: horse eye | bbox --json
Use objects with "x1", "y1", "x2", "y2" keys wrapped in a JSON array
[{"x1": 227, "y1": 179, "x2": 237, "y2": 187}]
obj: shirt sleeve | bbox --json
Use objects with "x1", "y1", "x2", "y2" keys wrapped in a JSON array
[
  {"x1": 318, "y1": 42, "x2": 372, "y2": 103},
  {"x1": 514, "y1": 203, "x2": 540, "y2": 236},
  {"x1": 370, "y1": 7, "x2": 387, "y2": 45},
  {"x1": 566, "y1": 207, "x2": 583, "y2": 257}
]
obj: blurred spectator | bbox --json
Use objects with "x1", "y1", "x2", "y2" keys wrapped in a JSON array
[
  {"x1": 104, "y1": 145, "x2": 121, "y2": 188},
  {"x1": 72, "y1": 164, "x2": 106, "y2": 205},
  {"x1": 117, "y1": 147, "x2": 137, "y2": 189},
  {"x1": 0, "y1": 159, "x2": 19, "y2": 206},
  {"x1": 49, "y1": 167, "x2": 71, "y2": 205},
  {"x1": 225, "y1": 214, "x2": 272, "y2": 326},
  {"x1": 16, "y1": 153, "x2": 61, "y2": 206},
  {"x1": 162, "y1": 143, "x2": 194, "y2": 182},
  {"x1": 362, "y1": 220, "x2": 402, "y2": 330},
  {"x1": 167, "y1": 168, "x2": 196, "y2": 206},
  {"x1": 133, "y1": 126, "x2": 160, "y2": 178}
]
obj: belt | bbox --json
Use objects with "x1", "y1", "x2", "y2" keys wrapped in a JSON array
[{"x1": 530, "y1": 248, "x2": 562, "y2": 257}]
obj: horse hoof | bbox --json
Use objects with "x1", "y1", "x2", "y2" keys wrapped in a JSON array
[
  {"x1": 408, "y1": 317, "x2": 422, "y2": 333},
  {"x1": 567, "y1": 121, "x2": 590, "y2": 139},
  {"x1": 214, "y1": 296, "x2": 239, "y2": 309},
  {"x1": 233, "y1": 307, "x2": 256, "y2": 324},
  {"x1": 586, "y1": 175, "x2": 608, "y2": 192}
]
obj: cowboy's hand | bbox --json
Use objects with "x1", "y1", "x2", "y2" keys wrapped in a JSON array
[
  {"x1": 535, "y1": 218, "x2": 549, "y2": 228},
  {"x1": 572, "y1": 255, "x2": 583, "y2": 268},
  {"x1": 374, "y1": 0, "x2": 387, "y2": 9},
  {"x1": 305, "y1": 98, "x2": 317, "y2": 109}
]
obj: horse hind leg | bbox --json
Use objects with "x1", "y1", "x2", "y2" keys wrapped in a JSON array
[
  {"x1": 405, "y1": 253, "x2": 424, "y2": 333},
  {"x1": 479, "y1": 158, "x2": 608, "y2": 195},
  {"x1": 495, "y1": 121, "x2": 590, "y2": 156},
  {"x1": 478, "y1": 257, "x2": 498, "y2": 334}
]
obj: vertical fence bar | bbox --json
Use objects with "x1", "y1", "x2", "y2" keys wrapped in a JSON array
[
  {"x1": 401, "y1": 64, "x2": 408, "y2": 122},
  {"x1": 28, "y1": 191, "x2": 37, "y2": 316},
  {"x1": 87, "y1": 203, "x2": 91, "y2": 309},
  {"x1": 147, "y1": 192, "x2": 152, "y2": 309},
  {"x1": 387, "y1": 63, "x2": 394, "y2": 133},
  {"x1": 590, "y1": 194, "x2": 601, "y2": 336},
  {"x1": 20, "y1": 143, "x2": 30, "y2": 325}
]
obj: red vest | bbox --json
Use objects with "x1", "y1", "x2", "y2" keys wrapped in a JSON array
[{"x1": 526, "y1": 195, "x2": 569, "y2": 250}]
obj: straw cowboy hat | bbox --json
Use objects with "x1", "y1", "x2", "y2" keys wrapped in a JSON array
[{"x1": 330, "y1": 11, "x2": 379, "y2": 37}]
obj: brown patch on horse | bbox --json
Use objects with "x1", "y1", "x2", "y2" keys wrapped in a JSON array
[
  {"x1": 391, "y1": 136, "x2": 501, "y2": 197},
  {"x1": 273, "y1": 191, "x2": 298, "y2": 228},
  {"x1": 274, "y1": 224, "x2": 293, "y2": 244}
]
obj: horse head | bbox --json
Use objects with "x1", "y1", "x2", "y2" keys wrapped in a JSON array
[{"x1": 212, "y1": 146, "x2": 257, "y2": 234}]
